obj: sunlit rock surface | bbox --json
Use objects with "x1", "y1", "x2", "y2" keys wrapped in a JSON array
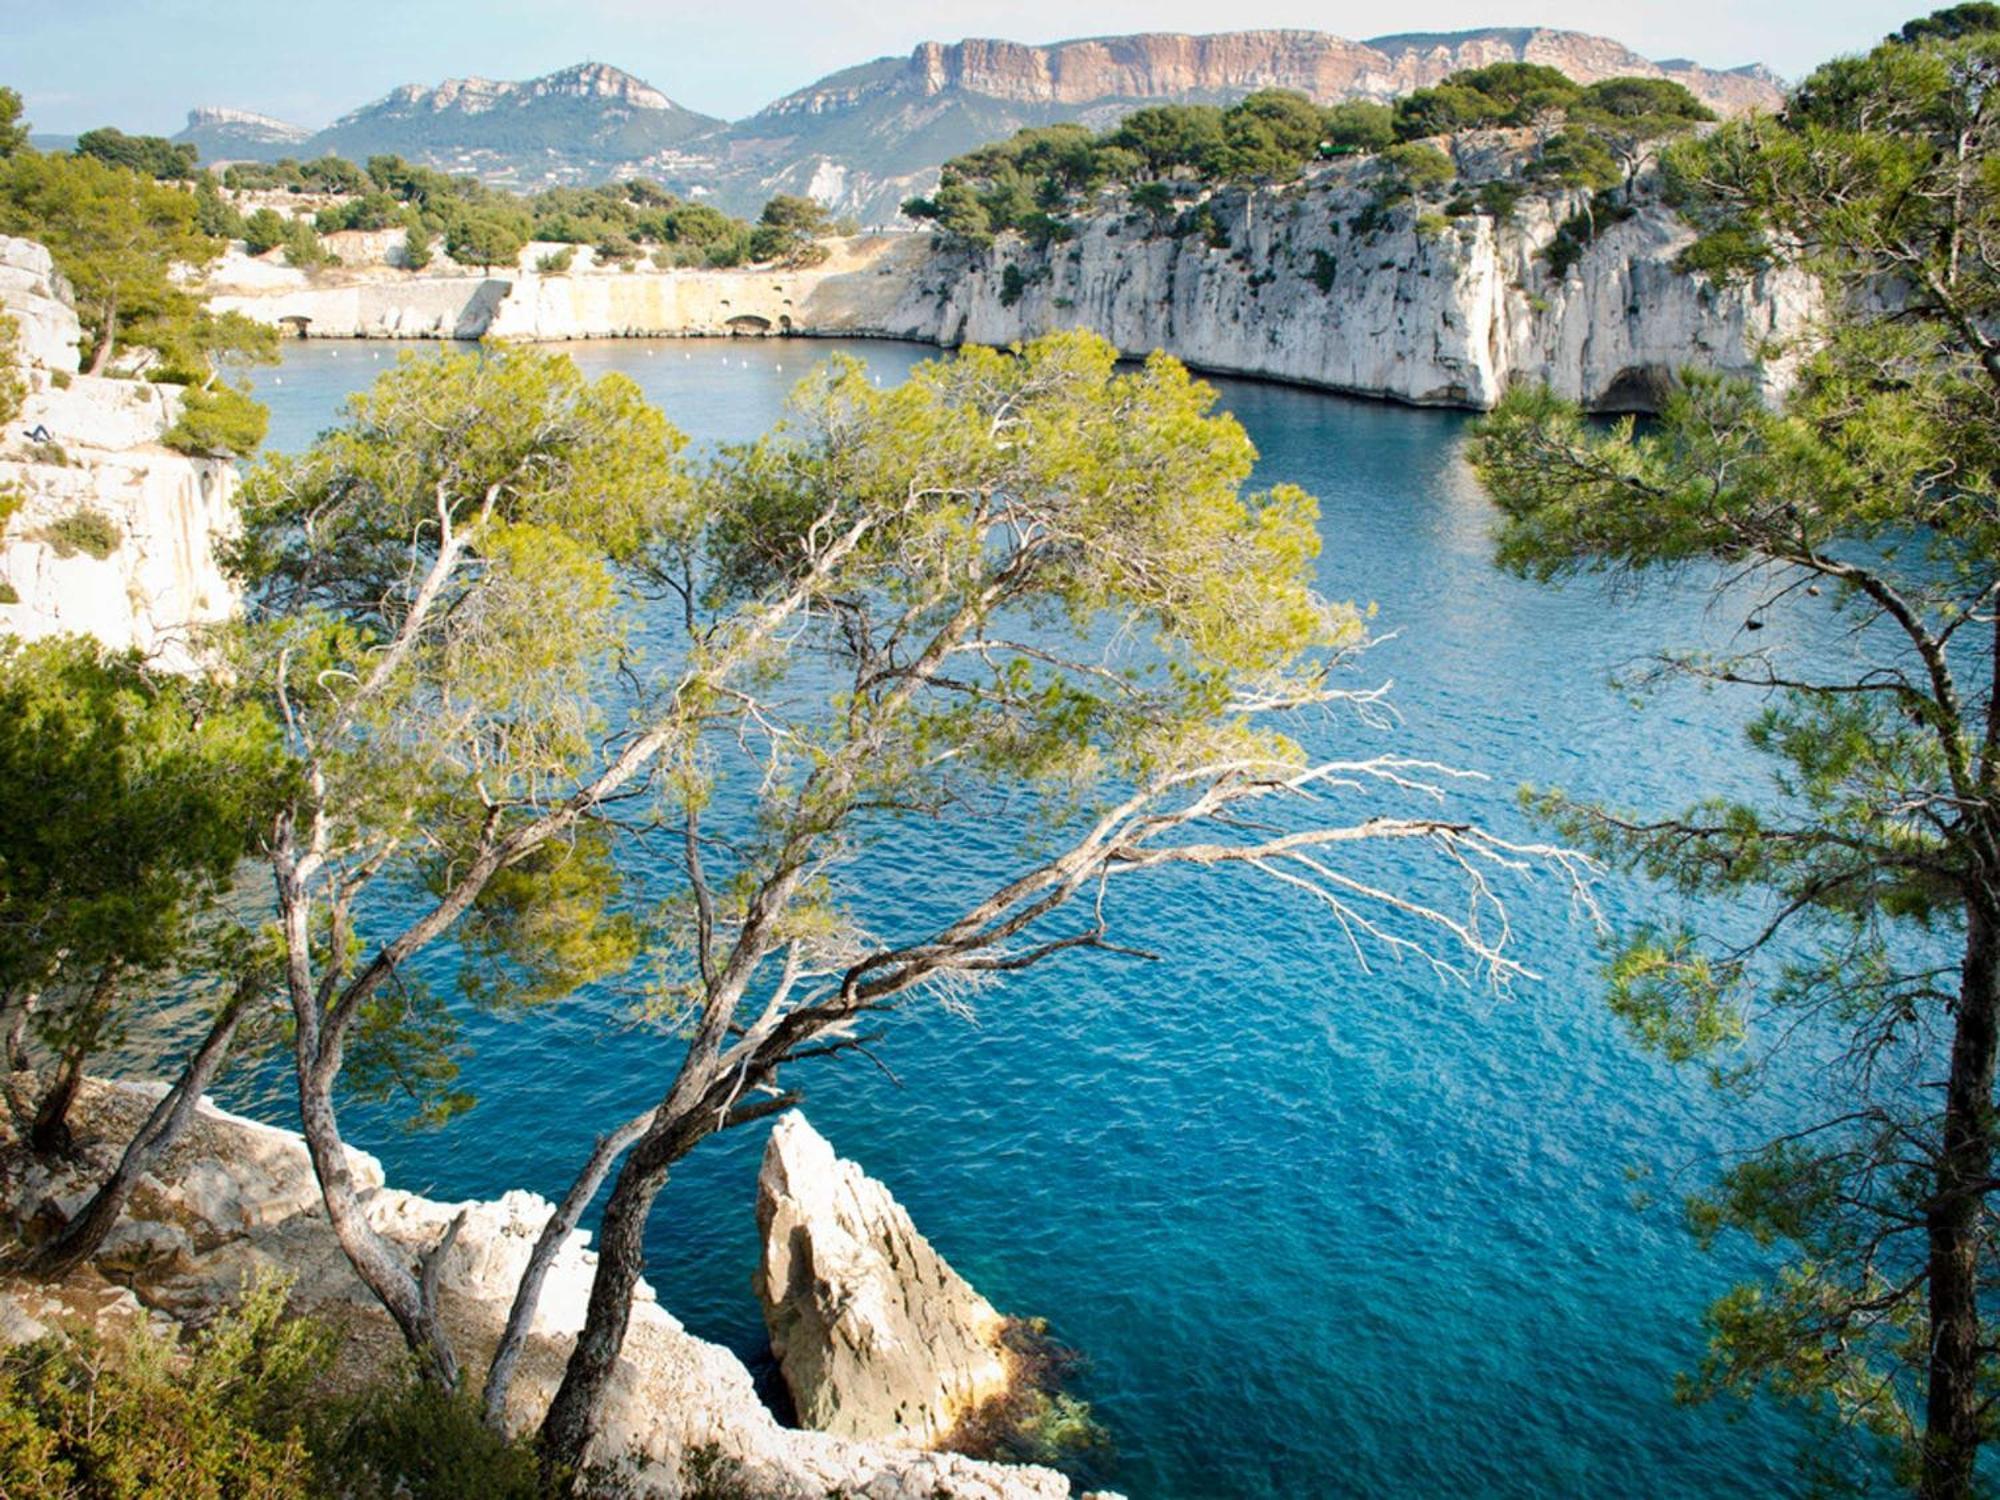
[
  {"x1": 0, "y1": 236, "x2": 239, "y2": 672},
  {"x1": 0, "y1": 1078, "x2": 1074, "y2": 1499}
]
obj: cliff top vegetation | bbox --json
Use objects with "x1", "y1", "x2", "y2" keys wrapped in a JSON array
[{"x1": 901, "y1": 65, "x2": 1714, "y2": 246}]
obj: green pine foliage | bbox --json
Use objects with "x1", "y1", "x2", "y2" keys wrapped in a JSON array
[
  {"x1": 1470, "y1": 9, "x2": 2000, "y2": 1492},
  {"x1": 903, "y1": 69, "x2": 1712, "y2": 244}
]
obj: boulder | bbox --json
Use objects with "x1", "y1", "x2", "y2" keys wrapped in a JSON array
[
  {"x1": 0, "y1": 1077, "x2": 1072, "y2": 1499},
  {"x1": 755, "y1": 1111, "x2": 1016, "y2": 1447}
]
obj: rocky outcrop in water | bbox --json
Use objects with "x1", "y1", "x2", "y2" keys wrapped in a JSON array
[
  {"x1": 0, "y1": 237, "x2": 240, "y2": 672},
  {"x1": 0, "y1": 1078, "x2": 1074, "y2": 1499},
  {"x1": 756, "y1": 1113, "x2": 1018, "y2": 1447}
]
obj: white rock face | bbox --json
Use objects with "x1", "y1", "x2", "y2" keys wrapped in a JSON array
[
  {"x1": 0, "y1": 1079, "x2": 1071, "y2": 1500},
  {"x1": 904, "y1": 180, "x2": 1816, "y2": 411},
  {"x1": 756, "y1": 1112, "x2": 1015, "y2": 1448},
  {"x1": 207, "y1": 166, "x2": 1815, "y2": 415},
  {"x1": 0, "y1": 236, "x2": 241, "y2": 672}
]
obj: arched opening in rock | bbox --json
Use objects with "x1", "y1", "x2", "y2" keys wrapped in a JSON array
[
  {"x1": 1596, "y1": 365, "x2": 1676, "y2": 413},
  {"x1": 727, "y1": 314, "x2": 774, "y2": 335},
  {"x1": 277, "y1": 315, "x2": 313, "y2": 339}
]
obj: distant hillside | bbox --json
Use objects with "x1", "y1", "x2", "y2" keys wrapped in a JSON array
[
  {"x1": 680, "y1": 27, "x2": 1786, "y2": 221},
  {"x1": 170, "y1": 29, "x2": 1786, "y2": 218},
  {"x1": 175, "y1": 106, "x2": 312, "y2": 163}
]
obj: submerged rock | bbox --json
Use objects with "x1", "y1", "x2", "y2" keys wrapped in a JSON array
[{"x1": 755, "y1": 1111, "x2": 1019, "y2": 1447}]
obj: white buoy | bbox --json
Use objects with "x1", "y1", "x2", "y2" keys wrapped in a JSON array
[{"x1": 274, "y1": 376, "x2": 282, "y2": 385}]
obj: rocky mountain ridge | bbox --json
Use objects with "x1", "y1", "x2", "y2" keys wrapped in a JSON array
[{"x1": 171, "y1": 27, "x2": 1785, "y2": 217}]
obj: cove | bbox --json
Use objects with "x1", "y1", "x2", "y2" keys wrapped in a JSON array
[{"x1": 234, "y1": 337, "x2": 1830, "y2": 1498}]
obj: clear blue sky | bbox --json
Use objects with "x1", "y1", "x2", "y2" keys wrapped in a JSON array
[{"x1": 3, "y1": 0, "x2": 1935, "y2": 136}]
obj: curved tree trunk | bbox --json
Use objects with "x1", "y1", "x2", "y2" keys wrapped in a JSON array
[
  {"x1": 29, "y1": 964, "x2": 119, "y2": 1156},
  {"x1": 537, "y1": 1106, "x2": 709, "y2": 1482},
  {"x1": 1921, "y1": 893, "x2": 2000, "y2": 1500},
  {"x1": 295, "y1": 1043, "x2": 464, "y2": 1387},
  {"x1": 483, "y1": 1107, "x2": 654, "y2": 1428},
  {"x1": 28, "y1": 999, "x2": 245, "y2": 1279}
]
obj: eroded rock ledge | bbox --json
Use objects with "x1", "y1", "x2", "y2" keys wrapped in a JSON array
[{"x1": 0, "y1": 1078, "x2": 1074, "y2": 1499}]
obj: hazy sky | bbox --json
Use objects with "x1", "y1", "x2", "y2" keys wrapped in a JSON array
[{"x1": 5, "y1": 0, "x2": 1935, "y2": 136}]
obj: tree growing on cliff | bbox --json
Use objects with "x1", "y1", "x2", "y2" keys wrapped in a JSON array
[
  {"x1": 0, "y1": 637, "x2": 281, "y2": 1166},
  {"x1": 517, "y1": 333, "x2": 1585, "y2": 1476},
  {"x1": 228, "y1": 348, "x2": 691, "y2": 1384},
  {"x1": 0, "y1": 89, "x2": 27, "y2": 159},
  {"x1": 1471, "y1": 11, "x2": 2000, "y2": 1495},
  {"x1": 0, "y1": 148, "x2": 222, "y2": 374},
  {"x1": 224, "y1": 332, "x2": 1582, "y2": 1474}
]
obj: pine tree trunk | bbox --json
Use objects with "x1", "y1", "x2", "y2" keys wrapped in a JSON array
[
  {"x1": 482, "y1": 1107, "x2": 653, "y2": 1428},
  {"x1": 86, "y1": 300, "x2": 116, "y2": 376},
  {"x1": 1921, "y1": 895, "x2": 2000, "y2": 1500},
  {"x1": 29, "y1": 1000, "x2": 244, "y2": 1279},
  {"x1": 537, "y1": 1107, "x2": 708, "y2": 1482},
  {"x1": 295, "y1": 1047, "x2": 462, "y2": 1387},
  {"x1": 29, "y1": 964, "x2": 119, "y2": 1156}
]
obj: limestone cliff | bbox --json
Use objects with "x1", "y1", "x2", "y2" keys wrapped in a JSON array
[
  {"x1": 755, "y1": 1112, "x2": 1016, "y2": 1447},
  {"x1": 0, "y1": 237, "x2": 240, "y2": 671},
  {"x1": 211, "y1": 162, "x2": 1814, "y2": 415},
  {"x1": 0, "y1": 1078, "x2": 1074, "y2": 1499},
  {"x1": 898, "y1": 176, "x2": 1816, "y2": 411}
]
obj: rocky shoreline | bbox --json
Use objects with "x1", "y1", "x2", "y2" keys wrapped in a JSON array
[
  {"x1": 0, "y1": 1077, "x2": 1106, "y2": 1499},
  {"x1": 207, "y1": 160, "x2": 1813, "y2": 415}
]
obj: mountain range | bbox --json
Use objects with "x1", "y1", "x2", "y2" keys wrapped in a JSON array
[{"x1": 174, "y1": 29, "x2": 1786, "y2": 222}]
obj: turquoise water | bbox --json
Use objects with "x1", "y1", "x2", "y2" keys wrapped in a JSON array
[{"x1": 238, "y1": 339, "x2": 1839, "y2": 1498}]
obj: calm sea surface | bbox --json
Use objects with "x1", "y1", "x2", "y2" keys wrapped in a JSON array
[{"x1": 231, "y1": 338, "x2": 1845, "y2": 1498}]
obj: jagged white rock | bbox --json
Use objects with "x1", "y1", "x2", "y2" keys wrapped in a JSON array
[
  {"x1": 0, "y1": 1078, "x2": 1073, "y2": 1499},
  {"x1": 756, "y1": 1112, "x2": 1015, "y2": 1448},
  {"x1": 209, "y1": 165, "x2": 1815, "y2": 415},
  {"x1": 0, "y1": 236, "x2": 241, "y2": 672}
]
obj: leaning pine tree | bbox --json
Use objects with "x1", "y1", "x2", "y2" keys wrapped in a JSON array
[
  {"x1": 232, "y1": 334, "x2": 1583, "y2": 1478},
  {"x1": 1471, "y1": 7, "x2": 2000, "y2": 1495}
]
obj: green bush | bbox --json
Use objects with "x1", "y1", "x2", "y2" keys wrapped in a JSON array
[
  {"x1": 39, "y1": 508, "x2": 120, "y2": 559},
  {"x1": 0, "y1": 1278, "x2": 326, "y2": 1497},
  {"x1": 323, "y1": 1382, "x2": 545, "y2": 1500},
  {"x1": 0, "y1": 1278, "x2": 553, "y2": 1500},
  {"x1": 1308, "y1": 248, "x2": 1338, "y2": 292},
  {"x1": 999, "y1": 263, "x2": 1027, "y2": 307},
  {"x1": 0, "y1": 313, "x2": 21, "y2": 427},
  {"x1": 535, "y1": 246, "x2": 576, "y2": 274},
  {"x1": 1414, "y1": 212, "x2": 1452, "y2": 239},
  {"x1": 164, "y1": 381, "x2": 269, "y2": 458}
]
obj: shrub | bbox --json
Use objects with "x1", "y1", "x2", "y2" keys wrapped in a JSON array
[
  {"x1": 1000, "y1": 263, "x2": 1028, "y2": 307},
  {"x1": 535, "y1": 246, "x2": 576, "y2": 274},
  {"x1": 39, "y1": 508, "x2": 120, "y2": 560},
  {"x1": 164, "y1": 382, "x2": 268, "y2": 458},
  {"x1": 1414, "y1": 212, "x2": 1452, "y2": 239},
  {"x1": 1380, "y1": 142, "x2": 1456, "y2": 195},
  {"x1": 1477, "y1": 180, "x2": 1524, "y2": 219},
  {"x1": 1308, "y1": 248, "x2": 1338, "y2": 292},
  {"x1": 322, "y1": 1381, "x2": 544, "y2": 1500},
  {"x1": 0, "y1": 313, "x2": 20, "y2": 426},
  {"x1": 0, "y1": 1277, "x2": 327, "y2": 1498}
]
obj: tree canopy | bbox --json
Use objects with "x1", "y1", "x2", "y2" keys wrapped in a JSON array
[
  {"x1": 1471, "y1": 8, "x2": 2000, "y2": 1495},
  {"x1": 904, "y1": 71, "x2": 1714, "y2": 244}
]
